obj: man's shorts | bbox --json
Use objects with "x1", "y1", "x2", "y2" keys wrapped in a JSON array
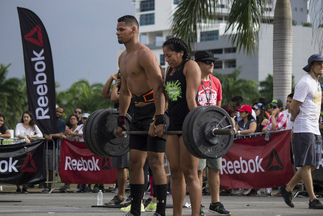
[
  {"x1": 129, "y1": 103, "x2": 165, "y2": 153},
  {"x1": 293, "y1": 133, "x2": 322, "y2": 167},
  {"x1": 112, "y1": 152, "x2": 129, "y2": 169},
  {"x1": 198, "y1": 157, "x2": 222, "y2": 171}
]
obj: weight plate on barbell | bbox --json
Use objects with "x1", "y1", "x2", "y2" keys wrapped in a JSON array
[
  {"x1": 190, "y1": 106, "x2": 234, "y2": 159},
  {"x1": 182, "y1": 107, "x2": 205, "y2": 158},
  {"x1": 84, "y1": 109, "x2": 106, "y2": 156},
  {"x1": 93, "y1": 109, "x2": 131, "y2": 157}
]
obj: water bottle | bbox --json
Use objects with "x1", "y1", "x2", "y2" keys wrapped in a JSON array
[
  {"x1": 97, "y1": 190, "x2": 103, "y2": 206},
  {"x1": 265, "y1": 130, "x2": 270, "y2": 141}
]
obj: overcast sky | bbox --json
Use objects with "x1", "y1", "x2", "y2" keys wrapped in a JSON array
[{"x1": 0, "y1": 0, "x2": 135, "y2": 91}]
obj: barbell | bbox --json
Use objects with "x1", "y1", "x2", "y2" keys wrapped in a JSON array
[{"x1": 83, "y1": 106, "x2": 235, "y2": 159}]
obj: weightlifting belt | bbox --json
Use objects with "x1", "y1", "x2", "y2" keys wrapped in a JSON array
[{"x1": 132, "y1": 89, "x2": 154, "y2": 104}]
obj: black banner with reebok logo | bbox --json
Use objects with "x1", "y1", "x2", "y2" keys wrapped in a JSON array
[
  {"x1": 0, "y1": 139, "x2": 46, "y2": 185},
  {"x1": 17, "y1": 7, "x2": 56, "y2": 135}
]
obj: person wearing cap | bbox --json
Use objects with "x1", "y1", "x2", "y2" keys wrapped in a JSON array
[
  {"x1": 252, "y1": 103, "x2": 268, "y2": 132},
  {"x1": 279, "y1": 54, "x2": 323, "y2": 209},
  {"x1": 73, "y1": 113, "x2": 93, "y2": 193},
  {"x1": 231, "y1": 96, "x2": 257, "y2": 122},
  {"x1": 43, "y1": 106, "x2": 66, "y2": 193},
  {"x1": 235, "y1": 105, "x2": 257, "y2": 135},
  {"x1": 195, "y1": 51, "x2": 231, "y2": 216},
  {"x1": 262, "y1": 99, "x2": 287, "y2": 134}
]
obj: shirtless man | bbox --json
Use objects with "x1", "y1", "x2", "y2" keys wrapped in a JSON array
[{"x1": 115, "y1": 15, "x2": 167, "y2": 216}]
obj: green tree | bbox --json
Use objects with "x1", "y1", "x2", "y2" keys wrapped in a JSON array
[
  {"x1": 57, "y1": 79, "x2": 114, "y2": 117},
  {"x1": 0, "y1": 64, "x2": 28, "y2": 128},
  {"x1": 259, "y1": 74, "x2": 273, "y2": 105},
  {"x1": 214, "y1": 68, "x2": 260, "y2": 106}
]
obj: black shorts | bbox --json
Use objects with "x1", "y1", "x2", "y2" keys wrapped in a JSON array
[
  {"x1": 112, "y1": 152, "x2": 129, "y2": 169},
  {"x1": 129, "y1": 103, "x2": 165, "y2": 153},
  {"x1": 293, "y1": 133, "x2": 322, "y2": 167}
]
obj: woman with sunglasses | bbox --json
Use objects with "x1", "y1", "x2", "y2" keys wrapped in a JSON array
[
  {"x1": 235, "y1": 105, "x2": 257, "y2": 135},
  {"x1": 262, "y1": 99, "x2": 288, "y2": 133},
  {"x1": 253, "y1": 103, "x2": 268, "y2": 132}
]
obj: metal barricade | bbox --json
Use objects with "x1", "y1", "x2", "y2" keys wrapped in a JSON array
[{"x1": 44, "y1": 139, "x2": 62, "y2": 194}]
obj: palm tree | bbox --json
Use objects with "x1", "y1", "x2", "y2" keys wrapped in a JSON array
[
  {"x1": 171, "y1": 0, "x2": 292, "y2": 103},
  {"x1": 214, "y1": 68, "x2": 260, "y2": 106},
  {"x1": 57, "y1": 79, "x2": 114, "y2": 116},
  {"x1": 0, "y1": 63, "x2": 28, "y2": 128}
]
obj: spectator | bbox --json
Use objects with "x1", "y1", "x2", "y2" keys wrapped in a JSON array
[
  {"x1": 101, "y1": 71, "x2": 131, "y2": 205},
  {"x1": 235, "y1": 105, "x2": 257, "y2": 135},
  {"x1": 43, "y1": 107, "x2": 66, "y2": 193},
  {"x1": 262, "y1": 99, "x2": 288, "y2": 133},
  {"x1": 231, "y1": 96, "x2": 256, "y2": 122},
  {"x1": 15, "y1": 111, "x2": 43, "y2": 193},
  {"x1": 74, "y1": 113, "x2": 92, "y2": 193},
  {"x1": 281, "y1": 93, "x2": 294, "y2": 130},
  {"x1": 66, "y1": 108, "x2": 82, "y2": 129},
  {"x1": 252, "y1": 103, "x2": 268, "y2": 132},
  {"x1": 0, "y1": 113, "x2": 11, "y2": 141},
  {"x1": 195, "y1": 50, "x2": 231, "y2": 215},
  {"x1": 59, "y1": 114, "x2": 80, "y2": 192}
]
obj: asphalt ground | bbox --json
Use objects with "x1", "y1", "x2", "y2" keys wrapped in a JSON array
[{"x1": 0, "y1": 184, "x2": 323, "y2": 216}]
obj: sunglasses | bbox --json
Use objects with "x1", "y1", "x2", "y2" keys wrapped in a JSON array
[
  {"x1": 270, "y1": 106, "x2": 277, "y2": 109},
  {"x1": 201, "y1": 60, "x2": 214, "y2": 65},
  {"x1": 74, "y1": 111, "x2": 82, "y2": 114}
]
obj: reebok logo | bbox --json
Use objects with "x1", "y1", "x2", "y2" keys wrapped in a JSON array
[
  {"x1": 221, "y1": 148, "x2": 284, "y2": 175},
  {"x1": 221, "y1": 156, "x2": 264, "y2": 175},
  {"x1": 24, "y1": 25, "x2": 43, "y2": 47},
  {"x1": 65, "y1": 156, "x2": 100, "y2": 171},
  {"x1": 20, "y1": 152, "x2": 38, "y2": 172},
  {"x1": 266, "y1": 149, "x2": 284, "y2": 171},
  {"x1": 101, "y1": 157, "x2": 112, "y2": 170}
]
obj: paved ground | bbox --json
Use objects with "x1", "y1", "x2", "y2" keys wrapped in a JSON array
[{"x1": 0, "y1": 184, "x2": 323, "y2": 216}]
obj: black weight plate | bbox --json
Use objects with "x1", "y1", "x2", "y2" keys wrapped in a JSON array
[
  {"x1": 84, "y1": 109, "x2": 105, "y2": 156},
  {"x1": 182, "y1": 107, "x2": 204, "y2": 158},
  {"x1": 90, "y1": 109, "x2": 114, "y2": 157},
  {"x1": 94, "y1": 109, "x2": 131, "y2": 157},
  {"x1": 190, "y1": 106, "x2": 234, "y2": 159},
  {"x1": 188, "y1": 106, "x2": 210, "y2": 159}
]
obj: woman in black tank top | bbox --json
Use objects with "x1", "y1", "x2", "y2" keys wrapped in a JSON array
[{"x1": 163, "y1": 37, "x2": 202, "y2": 216}]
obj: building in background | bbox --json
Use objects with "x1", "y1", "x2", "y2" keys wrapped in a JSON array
[{"x1": 119, "y1": 0, "x2": 321, "y2": 86}]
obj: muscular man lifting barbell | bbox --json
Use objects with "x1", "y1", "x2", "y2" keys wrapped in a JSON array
[{"x1": 115, "y1": 15, "x2": 167, "y2": 216}]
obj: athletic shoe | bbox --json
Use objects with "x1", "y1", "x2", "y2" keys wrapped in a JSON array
[
  {"x1": 120, "y1": 195, "x2": 132, "y2": 207},
  {"x1": 83, "y1": 187, "x2": 92, "y2": 193},
  {"x1": 309, "y1": 199, "x2": 323, "y2": 209},
  {"x1": 106, "y1": 195, "x2": 125, "y2": 205},
  {"x1": 120, "y1": 203, "x2": 145, "y2": 212},
  {"x1": 278, "y1": 185, "x2": 294, "y2": 208},
  {"x1": 209, "y1": 202, "x2": 231, "y2": 215},
  {"x1": 200, "y1": 208, "x2": 206, "y2": 216},
  {"x1": 22, "y1": 187, "x2": 28, "y2": 194},
  {"x1": 16, "y1": 188, "x2": 21, "y2": 194},
  {"x1": 144, "y1": 197, "x2": 152, "y2": 207},
  {"x1": 145, "y1": 201, "x2": 157, "y2": 212}
]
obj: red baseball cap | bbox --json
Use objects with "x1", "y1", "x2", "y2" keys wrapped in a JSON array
[{"x1": 237, "y1": 105, "x2": 252, "y2": 114}]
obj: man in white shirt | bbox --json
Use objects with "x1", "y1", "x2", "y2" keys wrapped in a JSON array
[{"x1": 279, "y1": 54, "x2": 323, "y2": 209}]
